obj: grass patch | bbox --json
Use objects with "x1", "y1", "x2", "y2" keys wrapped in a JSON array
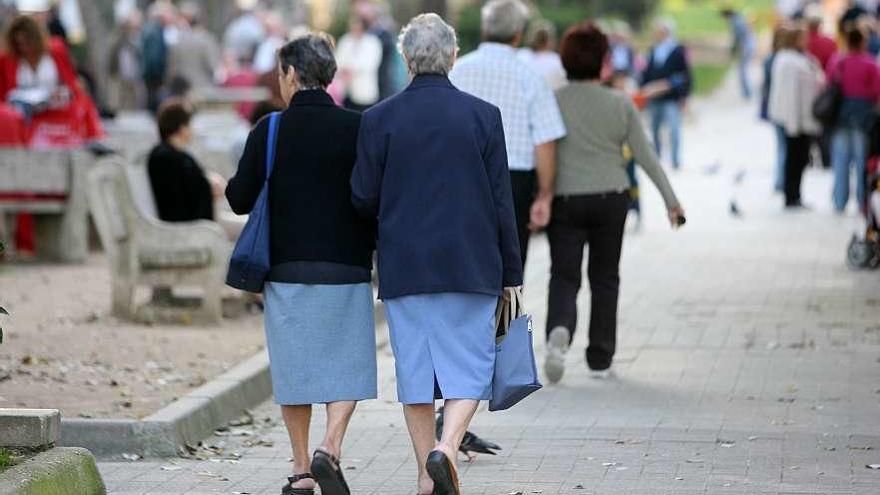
[
  {"x1": 0, "y1": 448, "x2": 18, "y2": 471},
  {"x1": 692, "y1": 62, "x2": 731, "y2": 96},
  {"x1": 660, "y1": 0, "x2": 777, "y2": 38}
]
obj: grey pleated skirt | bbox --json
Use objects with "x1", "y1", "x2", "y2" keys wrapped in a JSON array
[
  {"x1": 384, "y1": 292, "x2": 497, "y2": 405},
  {"x1": 263, "y1": 282, "x2": 377, "y2": 405}
]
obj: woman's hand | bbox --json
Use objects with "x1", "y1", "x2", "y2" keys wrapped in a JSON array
[
  {"x1": 529, "y1": 195, "x2": 552, "y2": 231},
  {"x1": 668, "y1": 205, "x2": 686, "y2": 229},
  {"x1": 208, "y1": 172, "x2": 228, "y2": 199}
]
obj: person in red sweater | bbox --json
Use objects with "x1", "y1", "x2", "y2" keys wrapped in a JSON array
[
  {"x1": 0, "y1": 14, "x2": 103, "y2": 148},
  {"x1": 804, "y1": 7, "x2": 838, "y2": 170}
]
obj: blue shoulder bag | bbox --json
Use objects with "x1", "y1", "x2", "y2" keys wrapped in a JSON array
[
  {"x1": 489, "y1": 288, "x2": 543, "y2": 411},
  {"x1": 225, "y1": 112, "x2": 280, "y2": 293}
]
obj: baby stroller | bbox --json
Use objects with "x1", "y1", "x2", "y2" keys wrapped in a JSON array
[{"x1": 847, "y1": 158, "x2": 880, "y2": 269}]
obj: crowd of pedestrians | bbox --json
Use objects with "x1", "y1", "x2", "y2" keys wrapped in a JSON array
[{"x1": 763, "y1": 1, "x2": 880, "y2": 213}]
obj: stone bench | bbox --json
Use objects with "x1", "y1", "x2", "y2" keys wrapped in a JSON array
[
  {"x1": 0, "y1": 149, "x2": 91, "y2": 262},
  {"x1": 86, "y1": 156, "x2": 231, "y2": 323}
]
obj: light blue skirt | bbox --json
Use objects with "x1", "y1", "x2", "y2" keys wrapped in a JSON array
[
  {"x1": 384, "y1": 292, "x2": 497, "y2": 404},
  {"x1": 264, "y1": 282, "x2": 377, "y2": 405}
]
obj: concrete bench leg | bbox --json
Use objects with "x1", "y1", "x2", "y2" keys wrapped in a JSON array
[{"x1": 33, "y1": 211, "x2": 88, "y2": 263}]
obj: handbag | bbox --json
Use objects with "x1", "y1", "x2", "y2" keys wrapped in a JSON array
[
  {"x1": 813, "y1": 59, "x2": 845, "y2": 127},
  {"x1": 489, "y1": 287, "x2": 542, "y2": 412},
  {"x1": 225, "y1": 112, "x2": 280, "y2": 293}
]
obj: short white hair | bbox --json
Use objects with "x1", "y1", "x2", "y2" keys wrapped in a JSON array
[
  {"x1": 655, "y1": 17, "x2": 677, "y2": 35},
  {"x1": 481, "y1": 0, "x2": 529, "y2": 43},
  {"x1": 398, "y1": 13, "x2": 458, "y2": 76}
]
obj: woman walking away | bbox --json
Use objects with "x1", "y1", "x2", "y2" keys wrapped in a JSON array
[
  {"x1": 351, "y1": 14, "x2": 522, "y2": 495},
  {"x1": 828, "y1": 25, "x2": 880, "y2": 213},
  {"x1": 543, "y1": 22, "x2": 685, "y2": 384},
  {"x1": 761, "y1": 24, "x2": 788, "y2": 193},
  {"x1": 225, "y1": 34, "x2": 377, "y2": 495},
  {"x1": 768, "y1": 23, "x2": 824, "y2": 209}
]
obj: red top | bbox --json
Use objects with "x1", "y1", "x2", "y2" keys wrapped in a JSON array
[
  {"x1": 807, "y1": 31, "x2": 838, "y2": 71},
  {"x1": 826, "y1": 51, "x2": 880, "y2": 101},
  {"x1": 0, "y1": 37, "x2": 104, "y2": 146}
]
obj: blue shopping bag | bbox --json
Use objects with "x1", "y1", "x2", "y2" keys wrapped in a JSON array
[
  {"x1": 489, "y1": 288, "x2": 542, "y2": 411},
  {"x1": 225, "y1": 112, "x2": 280, "y2": 293}
]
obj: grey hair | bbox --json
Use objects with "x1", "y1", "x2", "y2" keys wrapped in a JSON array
[
  {"x1": 481, "y1": 0, "x2": 529, "y2": 43},
  {"x1": 398, "y1": 13, "x2": 458, "y2": 76},
  {"x1": 655, "y1": 17, "x2": 677, "y2": 35},
  {"x1": 277, "y1": 33, "x2": 337, "y2": 90}
]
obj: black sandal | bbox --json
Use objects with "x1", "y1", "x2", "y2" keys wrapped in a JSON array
[
  {"x1": 311, "y1": 448, "x2": 351, "y2": 495},
  {"x1": 426, "y1": 450, "x2": 460, "y2": 495},
  {"x1": 281, "y1": 473, "x2": 315, "y2": 495}
]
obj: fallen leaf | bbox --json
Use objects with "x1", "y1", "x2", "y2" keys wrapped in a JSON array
[
  {"x1": 867, "y1": 464, "x2": 880, "y2": 470},
  {"x1": 160, "y1": 465, "x2": 181, "y2": 471},
  {"x1": 121, "y1": 453, "x2": 141, "y2": 461}
]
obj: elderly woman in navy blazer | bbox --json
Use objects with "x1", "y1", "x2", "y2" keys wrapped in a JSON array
[{"x1": 351, "y1": 13, "x2": 522, "y2": 495}]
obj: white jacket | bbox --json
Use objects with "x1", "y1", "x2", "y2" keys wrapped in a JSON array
[{"x1": 769, "y1": 49, "x2": 825, "y2": 137}]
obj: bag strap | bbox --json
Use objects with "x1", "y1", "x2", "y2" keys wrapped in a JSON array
[{"x1": 265, "y1": 112, "x2": 281, "y2": 181}]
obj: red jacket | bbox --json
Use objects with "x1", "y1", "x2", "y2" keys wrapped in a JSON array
[
  {"x1": 0, "y1": 37, "x2": 103, "y2": 146},
  {"x1": 807, "y1": 30, "x2": 838, "y2": 71}
]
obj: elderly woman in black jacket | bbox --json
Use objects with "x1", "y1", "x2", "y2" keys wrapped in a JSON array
[{"x1": 226, "y1": 34, "x2": 376, "y2": 495}]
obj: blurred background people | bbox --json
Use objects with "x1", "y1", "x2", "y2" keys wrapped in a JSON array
[
  {"x1": 721, "y1": 7, "x2": 756, "y2": 100},
  {"x1": 355, "y1": 0, "x2": 402, "y2": 101},
  {"x1": 768, "y1": 23, "x2": 824, "y2": 209},
  {"x1": 335, "y1": 16, "x2": 382, "y2": 112},
  {"x1": 107, "y1": 9, "x2": 143, "y2": 111},
  {"x1": 140, "y1": 0, "x2": 175, "y2": 112},
  {"x1": 251, "y1": 11, "x2": 285, "y2": 75},
  {"x1": 827, "y1": 24, "x2": 880, "y2": 213},
  {"x1": 165, "y1": 1, "x2": 220, "y2": 93},
  {"x1": 805, "y1": 5, "x2": 837, "y2": 169},
  {"x1": 641, "y1": 18, "x2": 692, "y2": 170},
  {"x1": 518, "y1": 19, "x2": 567, "y2": 90},
  {"x1": 0, "y1": 13, "x2": 103, "y2": 146},
  {"x1": 223, "y1": 0, "x2": 265, "y2": 65},
  {"x1": 762, "y1": 24, "x2": 788, "y2": 192}
]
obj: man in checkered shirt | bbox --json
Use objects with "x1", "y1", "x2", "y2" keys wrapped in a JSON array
[{"x1": 450, "y1": 0, "x2": 567, "y2": 270}]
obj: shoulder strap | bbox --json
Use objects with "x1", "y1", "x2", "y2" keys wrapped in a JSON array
[{"x1": 265, "y1": 112, "x2": 280, "y2": 181}]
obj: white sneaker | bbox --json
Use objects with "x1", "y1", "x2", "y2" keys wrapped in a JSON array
[
  {"x1": 589, "y1": 368, "x2": 614, "y2": 380},
  {"x1": 544, "y1": 326, "x2": 571, "y2": 384}
]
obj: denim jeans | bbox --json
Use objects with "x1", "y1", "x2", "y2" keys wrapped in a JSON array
[
  {"x1": 649, "y1": 100, "x2": 682, "y2": 169},
  {"x1": 738, "y1": 47, "x2": 754, "y2": 100},
  {"x1": 774, "y1": 124, "x2": 787, "y2": 192},
  {"x1": 831, "y1": 125, "x2": 868, "y2": 212}
]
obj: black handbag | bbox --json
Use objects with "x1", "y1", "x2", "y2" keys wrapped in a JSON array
[{"x1": 813, "y1": 60, "x2": 845, "y2": 127}]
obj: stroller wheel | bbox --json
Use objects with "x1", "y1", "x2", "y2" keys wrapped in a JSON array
[{"x1": 847, "y1": 236, "x2": 876, "y2": 270}]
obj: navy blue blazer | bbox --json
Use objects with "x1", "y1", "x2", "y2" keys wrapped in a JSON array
[
  {"x1": 351, "y1": 74, "x2": 523, "y2": 300},
  {"x1": 641, "y1": 44, "x2": 693, "y2": 101}
]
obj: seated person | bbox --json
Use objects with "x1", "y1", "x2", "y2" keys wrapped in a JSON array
[
  {"x1": 148, "y1": 99, "x2": 245, "y2": 240},
  {"x1": 0, "y1": 14, "x2": 103, "y2": 147}
]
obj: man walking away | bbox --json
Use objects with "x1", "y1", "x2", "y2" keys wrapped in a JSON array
[
  {"x1": 721, "y1": 7, "x2": 756, "y2": 100},
  {"x1": 450, "y1": 0, "x2": 566, "y2": 269},
  {"x1": 641, "y1": 19, "x2": 692, "y2": 170}
]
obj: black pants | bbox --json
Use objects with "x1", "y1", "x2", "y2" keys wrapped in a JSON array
[
  {"x1": 784, "y1": 134, "x2": 811, "y2": 206},
  {"x1": 545, "y1": 192, "x2": 629, "y2": 371},
  {"x1": 510, "y1": 170, "x2": 536, "y2": 270}
]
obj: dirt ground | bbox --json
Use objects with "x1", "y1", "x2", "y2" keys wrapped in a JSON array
[{"x1": 0, "y1": 254, "x2": 265, "y2": 419}]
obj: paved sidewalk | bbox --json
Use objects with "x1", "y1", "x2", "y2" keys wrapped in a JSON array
[{"x1": 97, "y1": 75, "x2": 880, "y2": 494}]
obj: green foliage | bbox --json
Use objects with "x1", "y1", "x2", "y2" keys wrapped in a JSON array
[
  {"x1": 659, "y1": 0, "x2": 776, "y2": 38},
  {"x1": 692, "y1": 62, "x2": 730, "y2": 96},
  {"x1": 0, "y1": 448, "x2": 15, "y2": 470}
]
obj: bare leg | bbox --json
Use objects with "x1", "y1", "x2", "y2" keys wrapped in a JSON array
[
  {"x1": 281, "y1": 405, "x2": 316, "y2": 490},
  {"x1": 318, "y1": 401, "x2": 357, "y2": 457},
  {"x1": 435, "y1": 399, "x2": 480, "y2": 469},
  {"x1": 403, "y1": 403, "x2": 436, "y2": 494}
]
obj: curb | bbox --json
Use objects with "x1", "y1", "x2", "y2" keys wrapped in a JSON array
[
  {"x1": 60, "y1": 302, "x2": 387, "y2": 458},
  {"x1": 0, "y1": 447, "x2": 106, "y2": 495}
]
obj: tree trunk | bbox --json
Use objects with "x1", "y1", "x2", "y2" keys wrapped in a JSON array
[{"x1": 76, "y1": 0, "x2": 114, "y2": 108}]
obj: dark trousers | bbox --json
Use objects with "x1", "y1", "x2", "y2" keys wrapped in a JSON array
[
  {"x1": 546, "y1": 192, "x2": 629, "y2": 371},
  {"x1": 784, "y1": 134, "x2": 811, "y2": 206},
  {"x1": 510, "y1": 170, "x2": 536, "y2": 270}
]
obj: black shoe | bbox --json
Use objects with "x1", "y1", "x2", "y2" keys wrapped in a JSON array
[
  {"x1": 281, "y1": 473, "x2": 315, "y2": 495},
  {"x1": 426, "y1": 450, "x2": 460, "y2": 495},
  {"x1": 311, "y1": 448, "x2": 350, "y2": 495}
]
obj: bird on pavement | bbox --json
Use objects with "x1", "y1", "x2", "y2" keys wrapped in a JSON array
[{"x1": 435, "y1": 406, "x2": 502, "y2": 462}]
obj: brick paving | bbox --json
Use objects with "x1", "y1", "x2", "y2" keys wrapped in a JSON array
[{"x1": 96, "y1": 75, "x2": 880, "y2": 494}]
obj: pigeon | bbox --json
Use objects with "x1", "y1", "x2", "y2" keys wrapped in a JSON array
[
  {"x1": 729, "y1": 200, "x2": 742, "y2": 217},
  {"x1": 435, "y1": 406, "x2": 501, "y2": 462}
]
